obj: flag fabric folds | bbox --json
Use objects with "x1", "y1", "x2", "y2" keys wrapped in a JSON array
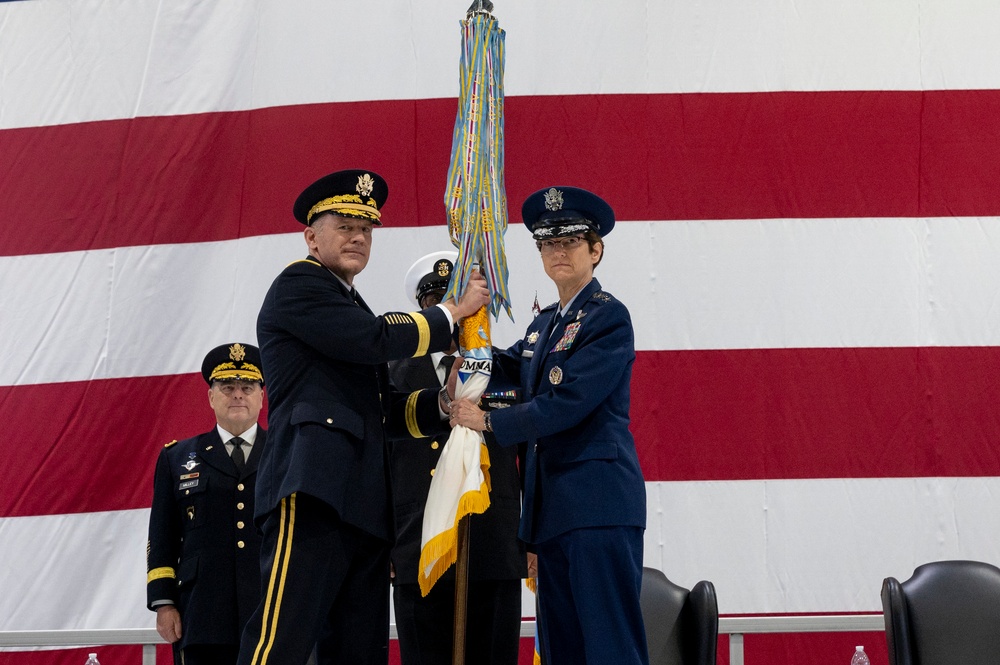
[{"x1": 418, "y1": 8, "x2": 511, "y2": 597}]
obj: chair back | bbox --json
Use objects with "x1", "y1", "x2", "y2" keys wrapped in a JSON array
[
  {"x1": 881, "y1": 559, "x2": 1000, "y2": 665},
  {"x1": 640, "y1": 567, "x2": 718, "y2": 665}
]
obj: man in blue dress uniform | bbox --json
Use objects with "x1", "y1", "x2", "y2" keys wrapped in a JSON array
[
  {"x1": 147, "y1": 342, "x2": 267, "y2": 665},
  {"x1": 236, "y1": 169, "x2": 489, "y2": 665}
]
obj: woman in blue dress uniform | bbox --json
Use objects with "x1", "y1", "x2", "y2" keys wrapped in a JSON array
[{"x1": 450, "y1": 186, "x2": 648, "y2": 665}]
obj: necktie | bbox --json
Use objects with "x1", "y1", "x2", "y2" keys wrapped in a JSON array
[
  {"x1": 439, "y1": 355, "x2": 456, "y2": 387},
  {"x1": 230, "y1": 437, "x2": 246, "y2": 475}
]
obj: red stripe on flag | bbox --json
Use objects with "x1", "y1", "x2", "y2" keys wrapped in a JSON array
[
  {"x1": 4, "y1": 347, "x2": 1000, "y2": 517},
  {"x1": 632, "y1": 346, "x2": 1000, "y2": 482},
  {"x1": 5, "y1": 90, "x2": 1000, "y2": 257}
]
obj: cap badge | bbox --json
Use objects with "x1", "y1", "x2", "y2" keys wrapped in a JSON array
[
  {"x1": 544, "y1": 188, "x2": 564, "y2": 211},
  {"x1": 436, "y1": 260, "x2": 451, "y2": 277},
  {"x1": 548, "y1": 365, "x2": 563, "y2": 385},
  {"x1": 357, "y1": 173, "x2": 375, "y2": 197},
  {"x1": 229, "y1": 343, "x2": 246, "y2": 362},
  {"x1": 527, "y1": 331, "x2": 539, "y2": 344}
]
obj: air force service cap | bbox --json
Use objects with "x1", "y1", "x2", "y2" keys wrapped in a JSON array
[
  {"x1": 521, "y1": 186, "x2": 615, "y2": 240},
  {"x1": 201, "y1": 343, "x2": 264, "y2": 385},
  {"x1": 403, "y1": 251, "x2": 457, "y2": 307},
  {"x1": 293, "y1": 169, "x2": 388, "y2": 226}
]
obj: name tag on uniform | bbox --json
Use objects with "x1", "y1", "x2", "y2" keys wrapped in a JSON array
[
  {"x1": 521, "y1": 349, "x2": 534, "y2": 358},
  {"x1": 179, "y1": 479, "x2": 199, "y2": 490}
]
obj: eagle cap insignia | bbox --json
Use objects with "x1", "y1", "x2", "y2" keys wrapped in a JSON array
[
  {"x1": 544, "y1": 188, "x2": 564, "y2": 211},
  {"x1": 357, "y1": 173, "x2": 375, "y2": 197},
  {"x1": 229, "y1": 343, "x2": 246, "y2": 362}
]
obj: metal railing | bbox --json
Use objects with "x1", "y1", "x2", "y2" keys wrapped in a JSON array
[{"x1": 0, "y1": 615, "x2": 886, "y2": 664}]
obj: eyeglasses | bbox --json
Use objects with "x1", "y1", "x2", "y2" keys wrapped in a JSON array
[{"x1": 536, "y1": 236, "x2": 586, "y2": 254}]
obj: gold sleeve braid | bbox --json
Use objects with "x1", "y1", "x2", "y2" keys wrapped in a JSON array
[
  {"x1": 409, "y1": 312, "x2": 431, "y2": 357},
  {"x1": 147, "y1": 567, "x2": 176, "y2": 584},
  {"x1": 404, "y1": 390, "x2": 426, "y2": 439}
]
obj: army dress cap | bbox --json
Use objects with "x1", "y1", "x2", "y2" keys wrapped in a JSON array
[
  {"x1": 521, "y1": 186, "x2": 615, "y2": 240},
  {"x1": 403, "y1": 250, "x2": 458, "y2": 307},
  {"x1": 201, "y1": 342, "x2": 264, "y2": 385},
  {"x1": 293, "y1": 169, "x2": 388, "y2": 226}
]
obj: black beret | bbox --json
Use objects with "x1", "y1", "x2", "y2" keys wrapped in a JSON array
[
  {"x1": 201, "y1": 343, "x2": 264, "y2": 385},
  {"x1": 521, "y1": 186, "x2": 615, "y2": 239},
  {"x1": 293, "y1": 169, "x2": 388, "y2": 226}
]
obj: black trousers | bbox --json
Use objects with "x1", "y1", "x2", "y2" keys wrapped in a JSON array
[
  {"x1": 393, "y1": 578, "x2": 522, "y2": 665},
  {"x1": 236, "y1": 493, "x2": 391, "y2": 665},
  {"x1": 174, "y1": 643, "x2": 238, "y2": 665}
]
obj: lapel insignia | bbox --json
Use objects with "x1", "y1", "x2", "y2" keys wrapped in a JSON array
[
  {"x1": 182, "y1": 460, "x2": 200, "y2": 471},
  {"x1": 549, "y1": 365, "x2": 564, "y2": 385},
  {"x1": 551, "y1": 322, "x2": 581, "y2": 352},
  {"x1": 527, "y1": 331, "x2": 539, "y2": 344},
  {"x1": 205, "y1": 445, "x2": 213, "y2": 451}
]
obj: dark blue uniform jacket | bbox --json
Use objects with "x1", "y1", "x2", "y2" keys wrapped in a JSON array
[
  {"x1": 255, "y1": 257, "x2": 455, "y2": 541},
  {"x1": 146, "y1": 428, "x2": 265, "y2": 649},
  {"x1": 490, "y1": 278, "x2": 646, "y2": 544}
]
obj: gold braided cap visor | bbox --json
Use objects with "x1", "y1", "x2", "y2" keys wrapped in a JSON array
[
  {"x1": 307, "y1": 194, "x2": 382, "y2": 225},
  {"x1": 210, "y1": 363, "x2": 264, "y2": 384}
]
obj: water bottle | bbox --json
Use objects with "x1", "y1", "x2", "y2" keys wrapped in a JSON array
[
  {"x1": 850, "y1": 646, "x2": 870, "y2": 665},
  {"x1": 84, "y1": 653, "x2": 100, "y2": 665}
]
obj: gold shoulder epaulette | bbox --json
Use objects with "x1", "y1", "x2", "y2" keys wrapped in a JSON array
[
  {"x1": 164, "y1": 439, "x2": 178, "y2": 448},
  {"x1": 286, "y1": 257, "x2": 322, "y2": 269}
]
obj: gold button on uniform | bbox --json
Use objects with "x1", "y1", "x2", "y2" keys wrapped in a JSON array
[
  {"x1": 237, "y1": 483, "x2": 244, "y2": 491},
  {"x1": 237, "y1": 521, "x2": 245, "y2": 529},
  {"x1": 237, "y1": 541, "x2": 245, "y2": 548},
  {"x1": 326, "y1": 418, "x2": 333, "y2": 424},
  {"x1": 237, "y1": 502, "x2": 245, "y2": 510},
  {"x1": 430, "y1": 469, "x2": 435, "y2": 476},
  {"x1": 431, "y1": 441, "x2": 439, "y2": 450}
]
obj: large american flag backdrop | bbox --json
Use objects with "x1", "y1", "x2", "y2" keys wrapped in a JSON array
[{"x1": 4, "y1": 1, "x2": 1000, "y2": 663}]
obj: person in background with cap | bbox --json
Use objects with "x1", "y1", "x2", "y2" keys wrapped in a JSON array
[
  {"x1": 146, "y1": 342, "x2": 267, "y2": 665},
  {"x1": 388, "y1": 252, "x2": 526, "y2": 665},
  {"x1": 238, "y1": 169, "x2": 490, "y2": 665},
  {"x1": 450, "y1": 186, "x2": 649, "y2": 665}
]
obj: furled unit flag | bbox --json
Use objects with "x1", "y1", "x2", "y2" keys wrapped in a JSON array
[{"x1": 418, "y1": 2, "x2": 510, "y2": 596}]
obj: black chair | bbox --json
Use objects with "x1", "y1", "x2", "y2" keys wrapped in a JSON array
[
  {"x1": 640, "y1": 566, "x2": 718, "y2": 665},
  {"x1": 881, "y1": 560, "x2": 1000, "y2": 665}
]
